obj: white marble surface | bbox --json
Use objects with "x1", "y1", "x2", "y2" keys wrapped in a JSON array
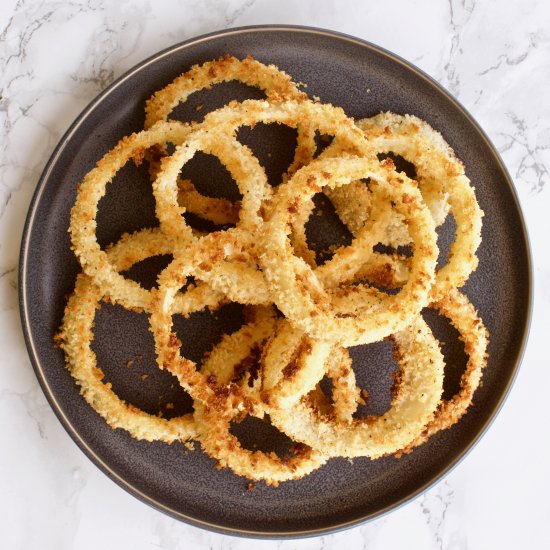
[{"x1": 1, "y1": 1, "x2": 549, "y2": 548}]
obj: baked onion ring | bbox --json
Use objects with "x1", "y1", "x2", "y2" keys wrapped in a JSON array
[
  {"x1": 193, "y1": 310, "x2": 358, "y2": 484},
  {"x1": 153, "y1": 98, "x2": 380, "y2": 306},
  {"x1": 360, "y1": 114, "x2": 482, "y2": 300},
  {"x1": 334, "y1": 262, "x2": 489, "y2": 452},
  {"x1": 289, "y1": 113, "x2": 482, "y2": 302},
  {"x1": 193, "y1": 310, "x2": 326, "y2": 485},
  {"x1": 145, "y1": 55, "x2": 307, "y2": 129},
  {"x1": 260, "y1": 155, "x2": 438, "y2": 347},
  {"x1": 57, "y1": 229, "x2": 223, "y2": 443},
  {"x1": 149, "y1": 230, "x2": 335, "y2": 412},
  {"x1": 146, "y1": 55, "x2": 316, "y2": 224},
  {"x1": 398, "y1": 288, "x2": 489, "y2": 454},
  {"x1": 325, "y1": 114, "x2": 483, "y2": 300},
  {"x1": 269, "y1": 317, "x2": 445, "y2": 458},
  {"x1": 69, "y1": 121, "x2": 193, "y2": 311},
  {"x1": 199, "y1": 306, "x2": 359, "y2": 422}
]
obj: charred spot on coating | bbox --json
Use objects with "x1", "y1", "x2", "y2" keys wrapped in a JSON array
[
  {"x1": 282, "y1": 339, "x2": 312, "y2": 379},
  {"x1": 390, "y1": 369, "x2": 403, "y2": 400},
  {"x1": 288, "y1": 198, "x2": 301, "y2": 214},
  {"x1": 335, "y1": 312, "x2": 356, "y2": 319},
  {"x1": 168, "y1": 333, "x2": 181, "y2": 348},
  {"x1": 231, "y1": 344, "x2": 263, "y2": 387}
]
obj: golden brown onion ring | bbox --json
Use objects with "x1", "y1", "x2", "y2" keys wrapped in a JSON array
[
  {"x1": 69, "y1": 121, "x2": 193, "y2": 311},
  {"x1": 327, "y1": 114, "x2": 483, "y2": 300},
  {"x1": 398, "y1": 288, "x2": 489, "y2": 454},
  {"x1": 153, "y1": 98, "x2": 378, "y2": 306},
  {"x1": 269, "y1": 316, "x2": 444, "y2": 458},
  {"x1": 145, "y1": 55, "x2": 307, "y2": 129},
  {"x1": 193, "y1": 309, "x2": 326, "y2": 485},
  {"x1": 149, "y1": 230, "x2": 334, "y2": 412},
  {"x1": 260, "y1": 155, "x2": 438, "y2": 347},
  {"x1": 57, "y1": 229, "x2": 224, "y2": 444},
  {"x1": 199, "y1": 306, "x2": 359, "y2": 422},
  {"x1": 145, "y1": 55, "x2": 316, "y2": 224},
  {"x1": 149, "y1": 233, "x2": 256, "y2": 409},
  {"x1": 193, "y1": 309, "x2": 359, "y2": 484}
]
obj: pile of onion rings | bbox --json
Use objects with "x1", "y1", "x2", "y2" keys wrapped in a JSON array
[{"x1": 57, "y1": 55, "x2": 489, "y2": 486}]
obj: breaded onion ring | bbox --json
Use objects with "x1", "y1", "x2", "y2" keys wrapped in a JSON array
[
  {"x1": 200, "y1": 306, "x2": 359, "y2": 422},
  {"x1": 146, "y1": 55, "x2": 316, "y2": 224},
  {"x1": 338, "y1": 262, "x2": 489, "y2": 451},
  {"x1": 269, "y1": 317, "x2": 444, "y2": 458},
  {"x1": 398, "y1": 288, "x2": 489, "y2": 454},
  {"x1": 57, "y1": 229, "x2": 224, "y2": 443},
  {"x1": 149, "y1": 233, "x2": 257, "y2": 410},
  {"x1": 193, "y1": 310, "x2": 358, "y2": 484},
  {"x1": 193, "y1": 310, "x2": 327, "y2": 485},
  {"x1": 145, "y1": 55, "x2": 307, "y2": 129},
  {"x1": 193, "y1": 400, "x2": 327, "y2": 485},
  {"x1": 150, "y1": 231, "x2": 334, "y2": 413},
  {"x1": 70, "y1": 118, "x2": 270, "y2": 310},
  {"x1": 326, "y1": 114, "x2": 483, "y2": 300},
  {"x1": 69, "y1": 121, "x2": 193, "y2": 311},
  {"x1": 360, "y1": 114, "x2": 482, "y2": 300},
  {"x1": 290, "y1": 113, "x2": 482, "y2": 301},
  {"x1": 154, "y1": 98, "x2": 380, "y2": 306},
  {"x1": 260, "y1": 155, "x2": 438, "y2": 347}
]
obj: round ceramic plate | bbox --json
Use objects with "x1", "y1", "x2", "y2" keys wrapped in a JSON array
[{"x1": 19, "y1": 26, "x2": 531, "y2": 538}]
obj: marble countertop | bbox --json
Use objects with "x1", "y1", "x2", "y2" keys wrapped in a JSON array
[{"x1": 1, "y1": 1, "x2": 549, "y2": 548}]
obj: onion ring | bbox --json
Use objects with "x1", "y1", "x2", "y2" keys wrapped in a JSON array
[
  {"x1": 332, "y1": 262, "x2": 489, "y2": 454},
  {"x1": 398, "y1": 288, "x2": 489, "y2": 454},
  {"x1": 149, "y1": 230, "x2": 335, "y2": 412},
  {"x1": 324, "y1": 114, "x2": 483, "y2": 300},
  {"x1": 199, "y1": 306, "x2": 359, "y2": 422},
  {"x1": 193, "y1": 310, "x2": 326, "y2": 485},
  {"x1": 70, "y1": 118, "x2": 271, "y2": 310},
  {"x1": 360, "y1": 114, "x2": 482, "y2": 300},
  {"x1": 260, "y1": 155, "x2": 438, "y2": 347},
  {"x1": 149, "y1": 233, "x2": 256, "y2": 410},
  {"x1": 145, "y1": 55, "x2": 316, "y2": 224},
  {"x1": 193, "y1": 310, "x2": 358, "y2": 484},
  {"x1": 269, "y1": 317, "x2": 445, "y2": 458},
  {"x1": 289, "y1": 113, "x2": 482, "y2": 302},
  {"x1": 69, "y1": 121, "x2": 192, "y2": 311},
  {"x1": 152, "y1": 98, "x2": 372, "y2": 304},
  {"x1": 57, "y1": 229, "x2": 224, "y2": 443},
  {"x1": 145, "y1": 55, "x2": 307, "y2": 129}
]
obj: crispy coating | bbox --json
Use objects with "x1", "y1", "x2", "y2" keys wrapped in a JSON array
[
  {"x1": 146, "y1": 55, "x2": 316, "y2": 225},
  {"x1": 60, "y1": 55, "x2": 488, "y2": 485},
  {"x1": 260, "y1": 155, "x2": 438, "y2": 347},
  {"x1": 69, "y1": 121, "x2": 194, "y2": 311},
  {"x1": 57, "y1": 229, "x2": 223, "y2": 443},
  {"x1": 269, "y1": 317, "x2": 444, "y2": 458},
  {"x1": 396, "y1": 289, "x2": 489, "y2": 454}
]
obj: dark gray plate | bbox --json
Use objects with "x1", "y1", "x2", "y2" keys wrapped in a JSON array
[{"x1": 19, "y1": 26, "x2": 531, "y2": 538}]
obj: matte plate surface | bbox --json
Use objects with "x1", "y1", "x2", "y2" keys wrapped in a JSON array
[{"x1": 19, "y1": 26, "x2": 531, "y2": 538}]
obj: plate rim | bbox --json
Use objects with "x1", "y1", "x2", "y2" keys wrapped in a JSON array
[{"x1": 18, "y1": 24, "x2": 533, "y2": 539}]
